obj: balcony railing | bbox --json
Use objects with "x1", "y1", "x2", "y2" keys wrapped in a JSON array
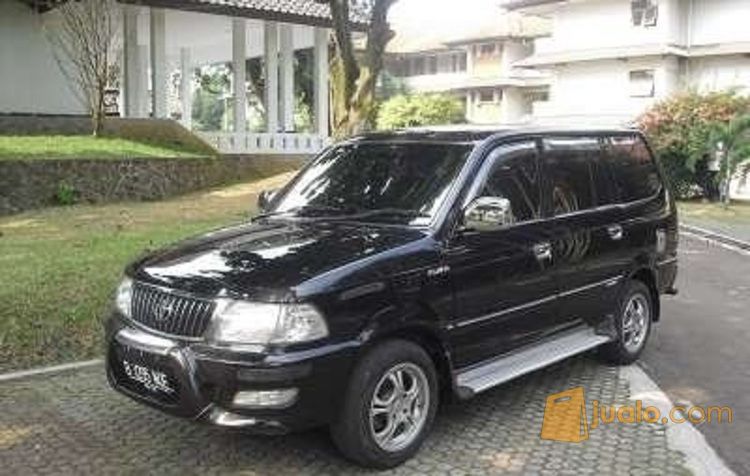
[{"x1": 197, "y1": 132, "x2": 329, "y2": 155}]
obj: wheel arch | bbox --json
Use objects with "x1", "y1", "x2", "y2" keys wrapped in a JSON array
[
  {"x1": 365, "y1": 323, "x2": 455, "y2": 399},
  {"x1": 629, "y1": 267, "x2": 660, "y2": 322}
]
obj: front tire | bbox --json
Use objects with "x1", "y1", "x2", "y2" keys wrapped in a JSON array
[
  {"x1": 331, "y1": 339, "x2": 438, "y2": 469},
  {"x1": 599, "y1": 280, "x2": 653, "y2": 364}
]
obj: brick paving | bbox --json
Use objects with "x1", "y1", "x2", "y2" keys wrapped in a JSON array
[{"x1": 0, "y1": 355, "x2": 688, "y2": 475}]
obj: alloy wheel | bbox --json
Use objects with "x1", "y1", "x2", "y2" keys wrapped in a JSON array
[{"x1": 368, "y1": 362, "x2": 430, "y2": 452}]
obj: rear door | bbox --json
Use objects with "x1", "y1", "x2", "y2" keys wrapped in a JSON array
[
  {"x1": 445, "y1": 140, "x2": 559, "y2": 368},
  {"x1": 542, "y1": 136, "x2": 625, "y2": 331},
  {"x1": 602, "y1": 134, "x2": 671, "y2": 274}
]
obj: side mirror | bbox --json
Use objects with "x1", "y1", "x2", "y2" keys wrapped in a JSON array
[
  {"x1": 463, "y1": 196, "x2": 514, "y2": 232},
  {"x1": 257, "y1": 189, "x2": 277, "y2": 213}
]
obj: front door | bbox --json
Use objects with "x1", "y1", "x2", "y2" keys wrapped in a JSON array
[{"x1": 444, "y1": 140, "x2": 559, "y2": 369}]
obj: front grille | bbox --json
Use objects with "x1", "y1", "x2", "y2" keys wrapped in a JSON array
[{"x1": 130, "y1": 282, "x2": 215, "y2": 338}]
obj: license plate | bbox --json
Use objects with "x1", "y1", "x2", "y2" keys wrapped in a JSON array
[{"x1": 121, "y1": 359, "x2": 175, "y2": 395}]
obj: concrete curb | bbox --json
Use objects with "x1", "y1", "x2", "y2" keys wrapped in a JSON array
[
  {"x1": 0, "y1": 359, "x2": 102, "y2": 383},
  {"x1": 680, "y1": 224, "x2": 750, "y2": 253},
  {"x1": 623, "y1": 365, "x2": 736, "y2": 476}
]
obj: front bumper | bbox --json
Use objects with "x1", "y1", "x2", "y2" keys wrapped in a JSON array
[{"x1": 105, "y1": 313, "x2": 360, "y2": 433}]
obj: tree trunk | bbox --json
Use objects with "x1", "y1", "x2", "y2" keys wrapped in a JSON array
[{"x1": 325, "y1": 0, "x2": 395, "y2": 140}]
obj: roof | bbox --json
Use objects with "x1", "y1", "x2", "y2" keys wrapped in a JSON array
[
  {"x1": 351, "y1": 124, "x2": 639, "y2": 143},
  {"x1": 385, "y1": 10, "x2": 550, "y2": 54},
  {"x1": 27, "y1": 0, "x2": 369, "y2": 29}
]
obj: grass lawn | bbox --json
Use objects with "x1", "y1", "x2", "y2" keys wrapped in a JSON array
[
  {"x1": 0, "y1": 171, "x2": 296, "y2": 372},
  {"x1": 0, "y1": 135, "x2": 209, "y2": 159},
  {"x1": 678, "y1": 200, "x2": 750, "y2": 241}
]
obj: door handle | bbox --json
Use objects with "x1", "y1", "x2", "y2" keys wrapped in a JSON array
[
  {"x1": 607, "y1": 224, "x2": 624, "y2": 241},
  {"x1": 533, "y1": 242, "x2": 552, "y2": 262}
]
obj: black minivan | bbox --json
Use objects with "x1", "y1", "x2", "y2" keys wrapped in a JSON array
[{"x1": 105, "y1": 126, "x2": 678, "y2": 468}]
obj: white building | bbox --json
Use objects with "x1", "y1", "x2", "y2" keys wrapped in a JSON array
[
  {"x1": 382, "y1": 11, "x2": 551, "y2": 124},
  {"x1": 506, "y1": 0, "x2": 750, "y2": 125},
  {"x1": 0, "y1": 0, "x2": 364, "y2": 154}
]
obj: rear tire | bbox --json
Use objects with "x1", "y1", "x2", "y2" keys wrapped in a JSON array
[
  {"x1": 599, "y1": 280, "x2": 653, "y2": 365},
  {"x1": 331, "y1": 339, "x2": 438, "y2": 469}
]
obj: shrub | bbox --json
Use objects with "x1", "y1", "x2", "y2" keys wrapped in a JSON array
[
  {"x1": 376, "y1": 94, "x2": 465, "y2": 130},
  {"x1": 637, "y1": 89, "x2": 750, "y2": 198},
  {"x1": 55, "y1": 182, "x2": 79, "y2": 206}
]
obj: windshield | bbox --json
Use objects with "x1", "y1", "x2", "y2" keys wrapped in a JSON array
[{"x1": 268, "y1": 142, "x2": 474, "y2": 225}]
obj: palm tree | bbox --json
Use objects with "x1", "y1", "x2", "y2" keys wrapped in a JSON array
[{"x1": 709, "y1": 114, "x2": 750, "y2": 206}]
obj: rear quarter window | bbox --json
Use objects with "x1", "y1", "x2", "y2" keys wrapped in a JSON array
[{"x1": 605, "y1": 135, "x2": 662, "y2": 202}]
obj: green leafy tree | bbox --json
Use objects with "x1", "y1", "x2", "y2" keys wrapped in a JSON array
[
  {"x1": 191, "y1": 65, "x2": 230, "y2": 131},
  {"x1": 376, "y1": 94, "x2": 465, "y2": 130},
  {"x1": 708, "y1": 114, "x2": 750, "y2": 205},
  {"x1": 637, "y1": 90, "x2": 750, "y2": 199}
]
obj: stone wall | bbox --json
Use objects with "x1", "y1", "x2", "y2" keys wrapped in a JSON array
[{"x1": 0, "y1": 155, "x2": 307, "y2": 216}]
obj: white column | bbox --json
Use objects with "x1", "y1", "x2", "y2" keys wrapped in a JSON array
[
  {"x1": 150, "y1": 8, "x2": 167, "y2": 118},
  {"x1": 232, "y1": 18, "x2": 247, "y2": 133},
  {"x1": 122, "y1": 5, "x2": 140, "y2": 117},
  {"x1": 466, "y1": 92, "x2": 474, "y2": 123},
  {"x1": 313, "y1": 27, "x2": 329, "y2": 137},
  {"x1": 264, "y1": 22, "x2": 279, "y2": 133},
  {"x1": 179, "y1": 48, "x2": 192, "y2": 128},
  {"x1": 137, "y1": 45, "x2": 149, "y2": 117},
  {"x1": 279, "y1": 23, "x2": 295, "y2": 132}
]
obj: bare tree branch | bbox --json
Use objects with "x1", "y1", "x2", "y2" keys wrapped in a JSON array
[{"x1": 44, "y1": 0, "x2": 120, "y2": 136}]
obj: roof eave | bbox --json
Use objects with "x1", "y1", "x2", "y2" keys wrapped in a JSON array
[
  {"x1": 119, "y1": 0, "x2": 369, "y2": 31},
  {"x1": 503, "y1": 0, "x2": 566, "y2": 11}
]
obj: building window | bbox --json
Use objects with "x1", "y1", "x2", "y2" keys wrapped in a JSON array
[
  {"x1": 451, "y1": 52, "x2": 467, "y2": 73},
  {"x1": 632, "y1": 0, "x2": 658, "y2": 27},
  {"x1": 413, "y1": 57, "x2": 425, "y2": 76},
  {"x1": 478, "y1": 43, "x2": 497, "y2": 58},
  {"x1": 478, "y1": 89, "x2": 498, "y2": 104},
  {"x1": 629, "y1": 70, "x2": 655, "y2": 97},
  {"x1": 427, "y1": 55, "x2": 438, "y2": 75}
]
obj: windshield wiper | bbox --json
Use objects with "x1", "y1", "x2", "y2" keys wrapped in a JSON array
[
  {"x1": 252, "y1": 205, "x2": 353, "y2": 221},
  {"x1": 329, "y1": 208, "x2": 431, "y2": 221}
]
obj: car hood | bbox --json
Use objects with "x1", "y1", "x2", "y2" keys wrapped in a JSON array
[{"x1": 130, "y1": 219, "x2": 430, "y2": 301}]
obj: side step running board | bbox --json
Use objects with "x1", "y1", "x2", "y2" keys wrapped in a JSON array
[{"x1": 455, "y1": 327, "x2": 611, "y2": 398}]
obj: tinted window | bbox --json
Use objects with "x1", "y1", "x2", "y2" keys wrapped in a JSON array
[
  {"x1": 606, "y1": 135, "x2": 662, "y2": 201},
  {"x1": 272, "y1": 142, "x2": 473, "y2": 225},
  {"x1": 472, "y1": 141, "x2": 542, "y2": 223},
  {"x1": 543, "y1": 137, "x2": 600, "y2": 215}
]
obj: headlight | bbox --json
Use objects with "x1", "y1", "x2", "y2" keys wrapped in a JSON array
[
  {"x1": 209, "y1": 300, "x2": 328, "y2": 346},
  {"x1": 115, "y1": 278, "x2": 133, "y2": 318}
]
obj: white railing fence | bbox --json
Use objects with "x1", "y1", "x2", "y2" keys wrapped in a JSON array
[{"x1": 198, "y1": 132, "x2": 329, "y2": 155}]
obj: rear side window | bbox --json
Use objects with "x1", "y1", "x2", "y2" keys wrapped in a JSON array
[
  {"x1": 605, "y1": 135, "x2": 662, "y2": 202},
  {"x1": 542, "y1": 137, "x2": 601, "y2": 215}
]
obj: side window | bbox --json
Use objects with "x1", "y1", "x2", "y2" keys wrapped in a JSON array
[
  {"x1": 543, "y1": 137, "x2": 600, "y2": 215},
  {"x1": 606, "y1": 135, "x2": 662, "y2": 202},
  {"x1": 472, "y1": 141, "x2": 542, "y2": 224}
]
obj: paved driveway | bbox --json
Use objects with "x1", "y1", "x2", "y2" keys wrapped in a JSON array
[
  {"x1": 642, "y1": 233, "x2": 750, "y2": 474},
  {"x1": 0, "y1": 356, "x2": 687, "y2": 475}
]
